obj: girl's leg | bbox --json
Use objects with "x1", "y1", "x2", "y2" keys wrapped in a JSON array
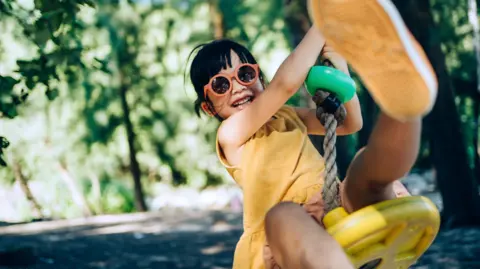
[
  {"x1": 342, "y1": 113, "x2": 421, "y2": 212},
  {"x1": 264, "y1": 202, "x2": 354, "y2": 269}
]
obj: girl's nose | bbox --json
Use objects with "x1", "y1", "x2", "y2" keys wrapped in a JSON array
[{"x1": 231, "y1": 79, "x2": 245, "y2": 94}]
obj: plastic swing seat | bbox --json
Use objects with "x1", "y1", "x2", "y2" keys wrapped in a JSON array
[{"x1": 323, "y1": 196, "x2": 440, "y2": 269}]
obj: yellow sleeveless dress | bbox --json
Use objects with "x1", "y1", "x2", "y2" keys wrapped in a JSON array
[{"x1": 216, "y1": 105, "x2": 325, "y2": 269}]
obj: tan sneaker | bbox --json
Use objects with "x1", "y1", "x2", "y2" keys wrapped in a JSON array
[{"x1": 308, "y1": 0, "x2": 438, "y2": 121}]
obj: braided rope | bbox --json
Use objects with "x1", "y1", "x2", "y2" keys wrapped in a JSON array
[
  {"x1": 320, "y1": 113, "x2": 342, "y2": 212},
  {"x1": 313, "y1": 89, "x2": 344, "y2": 213}
]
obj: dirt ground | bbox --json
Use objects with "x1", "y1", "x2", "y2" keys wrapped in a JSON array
[{"x1": 0, "y1": 209, "x2": 479, "y2": 269}]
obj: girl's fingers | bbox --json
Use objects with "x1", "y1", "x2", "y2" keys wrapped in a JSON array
[
  {"x1": 321, "y1": 45, "x2": 350, "y2": 75},
  {"x1": 263, "y1": 244, "x2": 281, "y2": 269}
]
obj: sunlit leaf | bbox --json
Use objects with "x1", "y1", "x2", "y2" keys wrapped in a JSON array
[
  {"x1": 26, "y1": 77, "x2": 37, "y2": 90},
  {"x1": 0, "y1": 137, "x2": 9, "y2": 149},
  {"x1": 0, "y1": 137, "x2": 7, "y2": 166},
  {"x1": 0, "y1": 76, "x2": 19, "y2": 90},
  {"x1": 45, "y1": 87, "x2": 59, "y2": 101},
  {"x1": 1, "y1": 103, "x2": 18, "y2": 119},
  {"x1": 80, "y1": 0, "x2": 96, "y2": 8},
  {"x1": 0, "y1": 154, "x2": 7, "y2": 167}
]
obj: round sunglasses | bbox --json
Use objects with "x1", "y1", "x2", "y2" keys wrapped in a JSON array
[{"x1": 203, "y1": 63, "x2": 259, "y2": 99}]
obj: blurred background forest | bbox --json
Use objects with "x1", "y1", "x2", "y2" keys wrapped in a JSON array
[{"x1": 0, "y1": 0, "x2": 479, "y2": 229}]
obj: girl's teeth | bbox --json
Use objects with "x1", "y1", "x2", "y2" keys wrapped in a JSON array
[{"x1": 235, "y1": 97, "x2": 252, "y2": 106}]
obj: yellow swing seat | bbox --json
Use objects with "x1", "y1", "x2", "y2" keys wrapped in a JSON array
[{"x1": 323, "y1": 196, "x2": 440, "y2": 269}]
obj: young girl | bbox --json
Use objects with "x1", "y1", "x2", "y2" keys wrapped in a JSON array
[
  {"x1": 187, "y1": 1, "x2": 437, "y2": 268},
  {"x1": 188, "y1": 28, "x2": 361, "y2": 268}
]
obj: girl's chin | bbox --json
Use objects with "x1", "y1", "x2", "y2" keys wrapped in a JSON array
[{"x1": 235, "y1": 104, "x2": 247, "y2": 110}]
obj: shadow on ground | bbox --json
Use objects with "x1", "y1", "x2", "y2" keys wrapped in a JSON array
[
  {"x1": 0, "y1": 209, "x2": 479, "y2": 269},
  {"x1": 0, "y1": 209, "x2": 242, "y2": 269}
]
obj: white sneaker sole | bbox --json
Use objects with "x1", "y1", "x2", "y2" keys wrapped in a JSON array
[{"x1": 309, "y1": 0, "x2": 438, "y2": 121}]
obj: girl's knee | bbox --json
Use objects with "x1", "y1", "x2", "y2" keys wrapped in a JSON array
[
  {"x1": 265, "y1": 202, "x2": 301, "y2": 228},
  {"x1": 264, "y1": 203, "x2": 353, "y2": 269}
]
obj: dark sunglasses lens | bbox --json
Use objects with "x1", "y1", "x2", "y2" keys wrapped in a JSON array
[
  {"x1": 238, "y1": 65, "x2": 257, "y2": 84},
  {"x1": 212, "y1": 76, "x2": 230, "y2": 94}
]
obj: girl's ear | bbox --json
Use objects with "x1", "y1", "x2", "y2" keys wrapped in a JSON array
[{"x1": 201, "y1": 101, "x2": 216, "y2": 116}]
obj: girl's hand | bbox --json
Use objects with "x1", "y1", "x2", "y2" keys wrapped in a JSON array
[
  {"x1": 320, "y1": 44, "x2": 350, "y2": 76},
  {"x1": 263, "y1": 244, "x2": 281, "y2": 269},
  {"x1": 295, "y1": 43, "x2": 362, "y2": 136},
  {"x1": 303, "y1": 191, "x2": 326, "y2": 226}
]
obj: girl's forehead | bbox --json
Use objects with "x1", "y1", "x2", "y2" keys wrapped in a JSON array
[
  {"x1": 218, "y1": 52, "x2": 241, "y2": 74},
  {"x1": 229, "y1": 51, "x2": 241, "y2": 64}
]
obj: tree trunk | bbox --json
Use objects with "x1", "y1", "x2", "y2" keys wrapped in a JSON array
[
  {"x1": 394, "y1": 0, "x2": 480, "y2": 227},
  {"x1": 119, "y1": 82, "x2": 147, "y2": 212},
  {"x1": 12, "y1": 158, "x2": 44, "y2": 219},
  {"x1": 468, "y1": 0, "x2": 480, "y2": 186},
  {"x1": 283, "y1": 0, "x2": 311, "y2": 47},
  {"x1": 453, "y1": 78, "x2": 480, "y2": 184},
  {"x1": 106, "y1": 11, "x2": 147, "y2": 212},
  {"x1": 474, "y1": 100, "x2": 480, "y2": 185},
  {"x1": 468, "y1": 0, "x2": 480, "y2": 94},
  {"x1": 58, "y1": 159, "x2": 93, "y2": 217},
  {"x1": 208, "y1": 0, "x2": 224, "y2": 39}
]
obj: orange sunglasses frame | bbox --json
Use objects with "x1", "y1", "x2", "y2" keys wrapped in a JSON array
[{"x1": 203, "y1": 63, "x2": 259, "y2": 99}]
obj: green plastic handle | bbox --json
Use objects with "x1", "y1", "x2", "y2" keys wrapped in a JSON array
[{"x1": 304, "y1": 66, "x2": 356, "y2": 103}]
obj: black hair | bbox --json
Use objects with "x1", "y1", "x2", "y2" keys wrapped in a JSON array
[{"x1": 186, "y1": 39, "x2": 266, "y2": 119}]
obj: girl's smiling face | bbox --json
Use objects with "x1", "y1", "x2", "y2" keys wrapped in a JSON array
[{"x1": 204, "y1": 51, "x2": 264, "y2": 119}]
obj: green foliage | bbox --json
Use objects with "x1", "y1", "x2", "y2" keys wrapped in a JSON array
[
  {"x1": 2, "y1": 0, "x2": 291, "y2": 219},
  {"x1": 0, "y1": 0, "x2": 96, "y2": 166},
  {"x1": 99, "y1": 179, "x2": 135, "y2": 213},
  {"x1": 0, "y1": 0, "x2": 478, "y2": 221},
  {"x1": 429, "y1": 0, "x2": 480, "y2": 169}
]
